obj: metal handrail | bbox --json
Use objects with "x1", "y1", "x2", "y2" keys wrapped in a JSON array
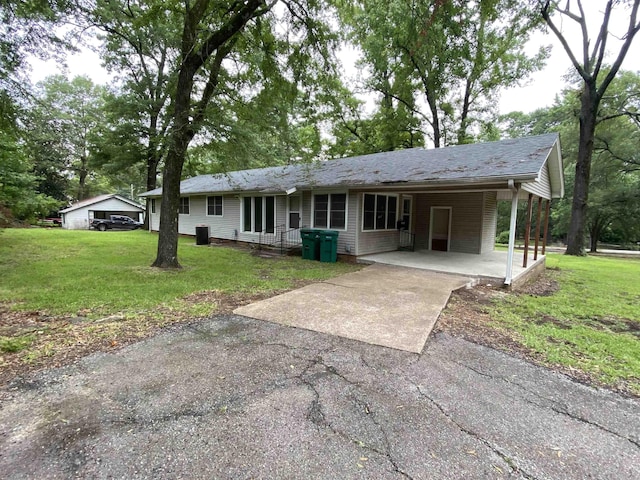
[{"x1": 258, "y1": 224, "x2": 302, "y2": 254}]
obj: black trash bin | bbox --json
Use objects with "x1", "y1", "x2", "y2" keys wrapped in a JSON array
[{"x1": 195, "y1": 224, "x2": 209, "y2": 245}]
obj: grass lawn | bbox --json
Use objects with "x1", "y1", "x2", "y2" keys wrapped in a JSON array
[
  {"x1": 0, "y1": 228, "x2": 360, "y2": 380},
  {"x1": 489, "y1": 253, "x2": 640, "y2": 395}
]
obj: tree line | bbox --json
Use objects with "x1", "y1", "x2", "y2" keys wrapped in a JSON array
[{"x1": 1, "y1": 0, "x2": 639, "y2": 266}]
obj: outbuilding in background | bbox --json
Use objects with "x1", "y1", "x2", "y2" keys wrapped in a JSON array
[{"x1": 60, "y1": 194, "x2": 145, "y2": 230}]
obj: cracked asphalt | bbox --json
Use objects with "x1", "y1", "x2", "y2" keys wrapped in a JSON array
[{"x1": 1, "y1": 314, "x2": 638, "y2": 479}]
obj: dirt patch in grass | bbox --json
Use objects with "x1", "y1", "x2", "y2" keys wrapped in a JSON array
[
  {"x1": 586, "y1": 316, "x2": 640, "y2": 337},
  {"x1": 436, "y1": 286, "x2": 527, "y2": 355},
  {"x1": 436, "y1": 275, "x2": 638, "y2": 398},
  {"x1": 0, "y1": 280, "x2": 318, "y2": 389}
]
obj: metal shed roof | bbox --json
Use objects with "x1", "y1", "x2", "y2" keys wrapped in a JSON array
[{"x1": 142, "y1": 133, "x2": 563, "y2": 198}]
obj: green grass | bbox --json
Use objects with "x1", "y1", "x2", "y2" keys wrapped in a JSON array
[
  {"x1": 0, "y1": 335, "x2": 35, "y2": 353},
  {"x1": 490, "y1": 253, "x2": 640, "y2": 394},
  {"x1": 0, "y1": 228, "x2": 360, "y2": 317}
]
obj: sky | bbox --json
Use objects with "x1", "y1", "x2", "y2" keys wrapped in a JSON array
[{"x1": 29, "y1": 3, "x2": 640, "y2": 116}]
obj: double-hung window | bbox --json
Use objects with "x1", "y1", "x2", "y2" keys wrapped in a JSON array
[
  {"x1": 242, "y1": 196, "x2": 275, "y2": 233},
  {"x1": 362, "y1": 193, "x2": 397, "y2": 231},
  {"x1": 179, "y1": 197, "x2": 190, "y2": 215},
  {"x1": 313, "y1": 193, "x2": 346, "y2": 229},
  {"x1": 207, "y1": 196, "x2": 223, "y2": 216}
]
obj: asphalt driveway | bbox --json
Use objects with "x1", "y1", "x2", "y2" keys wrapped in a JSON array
[{"x1": 1, "y1": 315, "x2": 639, "y2": 479}]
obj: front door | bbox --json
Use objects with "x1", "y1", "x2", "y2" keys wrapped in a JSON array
[
  {"x1": 288, "y1": 195, "x2": 302, "y2": 241},
  {"x1": 430, "y1": 207, "x2": 451, "y2": 251}
]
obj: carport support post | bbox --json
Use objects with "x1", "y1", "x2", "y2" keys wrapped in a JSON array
[
  {"x1": 534, "y1": 196, "x2": 542, "y2": 260},
  {"x1": 523, "y1": 193, "x2": 533, "y2": 268},
  {"x1": 542, "y1": 199, "x2": 550, "y2": 255},
  {"x1": 505, "y1": 186, "x2": 519, "y2": 285}
]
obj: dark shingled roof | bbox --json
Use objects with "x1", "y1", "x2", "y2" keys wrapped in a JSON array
[{"x1": 141, "y1": 133, "x2": 560, "y2": 197}]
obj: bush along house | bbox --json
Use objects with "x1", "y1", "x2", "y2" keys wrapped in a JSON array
[{"x1": 141, "y1": 134, "x2": 563, "y2": 286}]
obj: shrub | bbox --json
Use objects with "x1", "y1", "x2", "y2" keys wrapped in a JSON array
[{"x1": 496, "y1": 231, "x2": 510, "y2": 244}]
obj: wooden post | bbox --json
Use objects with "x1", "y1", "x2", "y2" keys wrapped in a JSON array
[
  {"x1": 534, "y1": 196, "x2": 542, "y2": 260},
  {"x1": 542, "y1": 199, "x2": 551, "y2": 255},
  {"x1": 523, "y1": 193, "x2": 533, "y2": 267}
]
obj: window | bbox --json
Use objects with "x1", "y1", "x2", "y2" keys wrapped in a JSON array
[
  {"x1": 242, "y1": 196, "x2": 275, "y2": 233},
  {"x1": 313, "y1": 193, "x2": 346, "y2": 230},
  {"x1": 362, "y1": 194, "x2": 397, "y2": 231},
  {"x1": 151, "y1": 198, "x2": 156, "y2": 214},
  {"x1": 207, "y1": 196, "x2": 223, "y2": 216},
  {"x1": 179, "y1": 197, "x2": 190, "y2": 215}
]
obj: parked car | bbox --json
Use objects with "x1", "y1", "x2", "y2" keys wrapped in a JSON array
[{"x1": 90, "y1": 215, "x2": 143, "y2": 231}]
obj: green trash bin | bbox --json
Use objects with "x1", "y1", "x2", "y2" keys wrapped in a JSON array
[
  {"x1": 300, "y1": 228, "x2": 320, "y2": 260},
  {"x1": 319, "y1": 230, "x2": 339, "y2": 263}
]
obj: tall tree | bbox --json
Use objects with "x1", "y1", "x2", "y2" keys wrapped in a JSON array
[
  {"x1": 540, "y1": 0, "x2": 640, "y2": 255},
  {"x1": 85, "y1": 0, "x2": 180, "y2": 226},
  {"x1": 26, "y1": 75, "x2": 107, "y2": 201},
  {"x1": 0, "y1": 91, "x2": 61, "y2": 222},
  {"x1": 340, "y1": 0, "x2": 545, "y2": 148},
  {"x1": 500, "y1": 70, "x2": 640, "y2": 251},
  {"x1": 106, "y1": 0, "x2": 340, "y2": 269}
]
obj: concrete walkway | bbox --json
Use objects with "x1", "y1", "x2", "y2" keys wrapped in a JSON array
[{"x1": 234, "y1": 264, "x2": 469, "y2": 353}]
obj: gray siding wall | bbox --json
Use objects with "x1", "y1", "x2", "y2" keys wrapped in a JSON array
[
  {"x1": 522, "y1": 162, "x2": 551, "y2": 199},
  {"x1": 357, "y1": 229, "x2": 399, "y2": 255},
  {"x1": 63, "y1": 208, "x2": 91, "y2": 230},
  {"x1": 305, "y1": 189, "x2": 356, "y2": 256},
  {"x1": 414, "y1": 192, "x2": 484, "y2": 254},
  {"x1": 149, "y1": 192, "x2": 357, "y2": 254},
  {"x1": 480, "y1": 191, "x2": 497, "y2": 253},
  {"x1": 353, "y1": 190, "x2": 399, "y2": 256}
]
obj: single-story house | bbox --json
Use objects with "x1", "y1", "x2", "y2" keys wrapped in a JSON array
[
  {"x1": 60, "y1": 194, "x2": 146, "y2": 230},
  {"x1": 141, "y1": 133, "x2": 563, "y2": 284}
]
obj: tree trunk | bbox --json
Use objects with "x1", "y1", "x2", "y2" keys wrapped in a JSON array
[
  {"x1": 77, "y1": 158, "x2": 88, "y2": 200},
  {"x1": 566, "y1": 82, "x2": 599, "y2": 255},
  {"x1": 151, "y1": 145, "x2": 184, "y2": 268},
  {"x1": 151, "y1": 63, "x2": 196, "y2": 268},
  {"x1": 427, "y1": 94, "x2": 441, "y2": 148},
  {"x1": 457, "y1": 77, "x2": 472, "y2": 145},
  {"x1": 589, "y1": 229, "x2": 598, "y2": 253}
]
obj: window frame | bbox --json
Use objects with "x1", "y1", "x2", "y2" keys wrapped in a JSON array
[
  {"x1": 150, "y1": 198, "x2": 156, "y2": 214},
  {"x1": 241, "y1": 195, "x2": 276, "y2": 233},
  {"x1": 206, "y1": 195, "x2": 223, "y2": 217},
  {"x1": 361, "y1": 193, "x2": 399, "y2": 232},
  {"x1": 178, "y1": 197, "x2": 190, "y2": 215},
  {"x1": 312, "y1": 192, "x2": 348, "y2": 231}
]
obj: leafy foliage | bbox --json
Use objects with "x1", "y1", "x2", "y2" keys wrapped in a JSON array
[
  {"x1": 24, "y1": 75, "x2": 109, "y2": 201},
  {"x1": 337, "y1": 0, "x2": 546, "y2": 150},
  {"x1": 539, "y1": 0, "x2": 640, "y2": 255},
  {"x1": 499, "y1": 70, "x2": 640, "y2": 249},
  {"x1": 0, "y1": 91, "x2": 61, "y2": 221}
]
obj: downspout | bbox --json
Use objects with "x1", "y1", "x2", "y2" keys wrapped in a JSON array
[{"x1": 505, "y1": 180, "x2": 519, "y2": 286}]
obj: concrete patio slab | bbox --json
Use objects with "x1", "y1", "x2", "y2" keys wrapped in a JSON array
[
  {"x1": 233, "y1": 264, "x2": 469, "y2": 353},
  {"x1": 358, "y1": 249, "x2": 544, "y2": 286}
]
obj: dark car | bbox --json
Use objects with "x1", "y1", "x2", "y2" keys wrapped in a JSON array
[{"x1": 91, "y1": 215, "x2": 143, "y2": 231}]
